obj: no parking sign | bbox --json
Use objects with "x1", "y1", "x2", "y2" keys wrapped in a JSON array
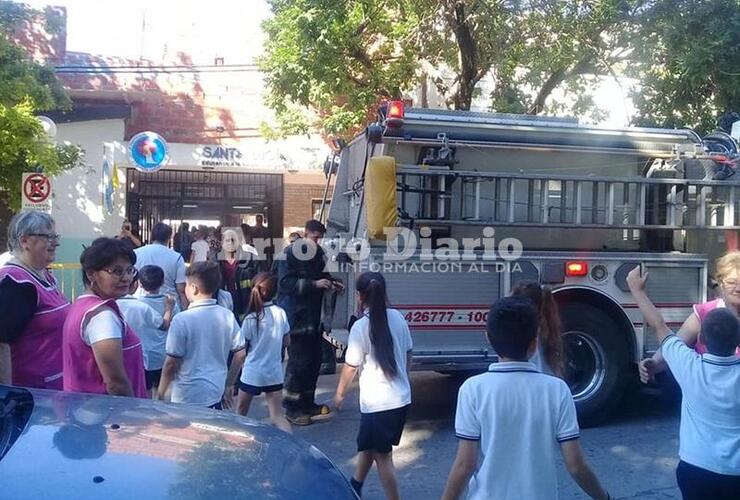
[{"x1": 21, "y1": 173, "x2": 52, "y2": 212}]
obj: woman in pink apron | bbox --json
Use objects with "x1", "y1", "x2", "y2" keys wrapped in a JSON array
[
  {"x1": 640, "y1": 251, "x2": 740, "y2": 382},
  {"x1": 63, "y1": 237, "x2": 147, "y2": 398},
  {"x1": 0, "y1": 211, "x2": 69, "y2": 390}
]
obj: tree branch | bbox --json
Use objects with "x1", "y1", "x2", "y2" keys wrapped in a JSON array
[{"x1": 528, "y1": 57, "x2": 593, "y2": 114}]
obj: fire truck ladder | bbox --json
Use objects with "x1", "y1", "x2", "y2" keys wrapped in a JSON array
[{"x1": 396, "y1": 166, "x2": 740, "y2": 230}]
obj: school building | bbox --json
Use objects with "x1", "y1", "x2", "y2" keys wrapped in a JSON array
[{"x1": 2, "y1": 4, "x2": 333, "y2": 267}]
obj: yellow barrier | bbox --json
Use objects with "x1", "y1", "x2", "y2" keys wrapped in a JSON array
[{"x1": 49, "y1": 263, "x2": 83, "y2": 301}]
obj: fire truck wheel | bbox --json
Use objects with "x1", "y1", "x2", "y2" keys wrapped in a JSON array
[{"x1": 560, "y1": 303, "x2": 630, "y2": 427}]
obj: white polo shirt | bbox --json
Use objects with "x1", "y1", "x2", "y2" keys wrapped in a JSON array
[
  {"x1": 165, "y1": 299, "x2": 245, "y2": 406},
  {"x1": 134, "y1": 243, "x2": 186, "y2": 299},
  {"x1": 240, "y1": 303, "x2": 290, "y2": 387},
  {"x1": 190, "y1": 239, "x2": 209, "y2": 262},
  {"x1": 118, "y1": 294, "x2": 167, "y2": 371},
  {"x1": 661, "y1": 334, "x2": 740, "y2": 475},
  {"x1": 455, "y1": 361, "x2": 579, "y2": 500},
  {"x1": 345, "y1": 308, "x2": 413, "y2": 413}
]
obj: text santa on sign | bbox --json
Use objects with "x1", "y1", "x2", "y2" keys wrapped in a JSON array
[{"x1": 21, "y1": 172, "x2": 52, "y2": 213}]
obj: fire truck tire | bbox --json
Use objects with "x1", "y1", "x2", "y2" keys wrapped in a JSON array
[{"x1": 560, "y1": 303, "x2": 630, "y2": 427}]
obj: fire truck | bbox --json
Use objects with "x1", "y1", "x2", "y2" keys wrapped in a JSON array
[{"x1": 320, "y1": 102, "x2": 740, "y2": 425}]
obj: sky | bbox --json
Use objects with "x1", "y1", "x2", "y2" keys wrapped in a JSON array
[{"x1": 22, "y1": 0, "x2": 272, "y2": 63}]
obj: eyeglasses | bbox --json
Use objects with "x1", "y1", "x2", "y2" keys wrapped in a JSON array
[
  {"x1": 28, "y1": 233, "x2": 61, "y2": 242},
  {"x1": 102, "y1": 266, "x2": 138, "y2": 279},
  {"x1": 722, "y1": 279, "x2": 740, "y2": 289}
]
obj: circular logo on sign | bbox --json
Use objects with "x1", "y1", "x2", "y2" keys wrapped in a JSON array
[
  {"x1": 129, "y1": 131, "x2": 169, "y2": 172},
  {"x1": 24, "y1": 173, "x2": 51, "y2": 203}
]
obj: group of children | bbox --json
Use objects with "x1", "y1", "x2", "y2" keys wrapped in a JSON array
[
  {"x1": 115, "y1": 260, "x2": 293, "y2": 432},
  {"x1": 114, "y1": 257, "x2": 738, "y2": 500},
  {"x1": 332, "y1": 266, "x2": 738, "y2": 500}
]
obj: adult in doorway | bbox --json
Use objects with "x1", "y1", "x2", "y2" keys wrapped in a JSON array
[
  {"x1": 62, "y1": 237, "x2": 147, "y2": 398},
  {"x1": 277, "y1": 219, "x2": 343, "y2": 425},
  {"x1": 640, "y1": 251, "x2": 740, "y2": 383},
  {"x1": 134, "y1": 222, "x2": 188, "y2": 311},
  {"x1": 173, "y1": 222, "x2": 192, "y2": 262},
  {"x1": 0, "y1": 211, "x2": 70, "y2": 389},
  {"x1": 251, "y1": 215, "x2": 273, "y2": 267},
  {"x1": 116, "y1": 219, "x2": 142, "y2": 249},
  {"x1": 218, "y1": 228, "x2": 263, "y2": 321}
]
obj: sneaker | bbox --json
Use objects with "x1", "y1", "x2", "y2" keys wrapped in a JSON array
[
  {"x1": 285, "y1": 412, "x2": 312, "y2": 426},
  {"x1": 350, "y1": 478, "x2": 363, "y2": 498},
  {"x1": 306, "y1": 403, "x2": 332, "y2": 420}
]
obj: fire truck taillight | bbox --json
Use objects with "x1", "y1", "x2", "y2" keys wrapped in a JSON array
[
  {"x1": 386, "y1": 100, "x2": 405, "y2": 127},
  {"x1": 565, "y1": 261, "x2": 588, "y2": 277}
]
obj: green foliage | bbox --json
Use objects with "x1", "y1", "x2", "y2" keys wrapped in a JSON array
[
  {"x1": 630, "y1": 0, "x2": 740, "y2": 134},
  {"x1": 261, "y1": 0, "x2": 644, "y2": 138},
  {"x1": 0, "y1": 1, "x2": 82, "y2": 209},
  {"x1": 260, "y1": 0, "x2": 421, "y2": 138}
]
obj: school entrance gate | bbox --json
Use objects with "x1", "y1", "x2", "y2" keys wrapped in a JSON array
[{"x1": 126, "y1": 169, "x2": 284, "y2": 242}]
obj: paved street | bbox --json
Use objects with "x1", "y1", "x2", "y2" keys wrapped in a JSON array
[{"x1": 245, "y1": 370, "x2": 682, "y2": 500}]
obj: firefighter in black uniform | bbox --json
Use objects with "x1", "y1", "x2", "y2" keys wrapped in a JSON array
[{"x1": 277, "y1": 220, "x2": 343, "y2": 425}]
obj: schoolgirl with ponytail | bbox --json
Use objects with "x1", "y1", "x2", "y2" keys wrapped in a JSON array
[
  {"x1": 333, "y1": 272, "x2": 413, "y2": 500},
  {"x1": 511, "y1": 281, "x2": 564, "y2": 378},
  {"x1": 236, "y1": 272, "x2": 292, "y2": 433}
]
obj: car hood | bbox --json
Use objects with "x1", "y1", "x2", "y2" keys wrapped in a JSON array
[{"x1": 1, "y1": 387, "x2": 356, "y2": 500}]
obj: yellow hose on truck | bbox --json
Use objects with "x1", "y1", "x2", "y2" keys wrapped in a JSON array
[{"x1": 365, "y1": 156, "x2": 398, "y2": 240}]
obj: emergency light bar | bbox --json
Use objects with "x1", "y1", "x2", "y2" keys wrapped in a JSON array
[{"x1": 385, "y1": 100, "x2": 405, "y2": 128}]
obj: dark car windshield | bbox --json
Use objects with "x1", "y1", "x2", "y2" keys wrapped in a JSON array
[{"x1": 0, "y1": 386, "x2": 34, "y2": 462}]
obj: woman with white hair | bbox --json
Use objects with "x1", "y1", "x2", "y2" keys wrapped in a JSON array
[
  {"x1": 0, "y1": 210, "x2": 70, "y2": 389},
  {"x1": 218, "y1": 228, "x2": 264, "y2": 321},
  {"x1": 640, "y1": 250, "x2": 740, "y2": 383}
]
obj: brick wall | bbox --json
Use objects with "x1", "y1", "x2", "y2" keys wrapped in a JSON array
[
  {"x1": 9, "y1": 6, "x2": 67, "y2": 64},
  {"x1": 283, "y1": 172, "x2": 333, "y2": 233}
]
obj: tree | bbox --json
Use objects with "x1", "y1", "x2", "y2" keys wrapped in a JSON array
[
  {"x1": 260, "y1": 0, "x2": 642, "y2": 138},
  {"x1": 260, "y1": 0, "x2": 421, "y2": 137},
  {"x1": 629, "y1": 0, "x2": 740, "y2": 134},
  {"x1": 0, "y1": 1, "x2": 82, "y2": 209}
]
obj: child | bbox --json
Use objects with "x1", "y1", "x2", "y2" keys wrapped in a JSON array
[
  {"x1": 511, "y1": 281, "x2": 564, "y2": 377},
  {"x1": 134, "y1": 265, "x2": 175, "y2": 394},
  {"x1": 333, "y1": 272, "x2": 413, "y2": 500},
  {"x1": 190, "y1": 230, "x2": 209, "y2": 264},
  {"x1": 236, "y1": 272, "x2": 292, "y2": 433},
  {"x1": 441, "y1": 296, "x2": 609, "y2": 500},
  {"x1": 116, "y1": 268, "x2": 174, "y2": 396},
  {"x1": 157, "y1": 261, "x2": 246, "y2": 409},
  {"x1": 626, "y1": 266, "x2": 740, "y2": 499}
]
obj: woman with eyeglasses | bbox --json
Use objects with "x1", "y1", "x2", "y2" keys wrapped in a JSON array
[
  {"x1": 0, "y1": 211, "x2": 70, "y2": 389},
  {"x1": 62, "y1": 237, "x2": 147, "y2": 397},
  {"x1": 639, "y1": 251, "x2": 740, "y2": 383}
]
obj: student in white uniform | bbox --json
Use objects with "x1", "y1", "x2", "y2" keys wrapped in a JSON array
[
  {"x1": 123, "y1": 265, "x2": 175, "y2": 395},
  {"x1": 511, "y1": 281, "x2": 564, "y2": 377},
  {"x1": 236, "y1": 272, "x2": 291, "y2": 433},
  {"x1": 333, "y1": 272, "x2": 413, "y2": 500},
  {"x1": 157, "y1": 261, "x2": 246, "y2": 409},
  {"x1": 189, "y1": 230, "x2": 209, "y2": 264},
  {"x1": 442, "y1": 296, "x2": 609, "y2": 500},
  {"x1": 627, "y1": 267, "x2": 740, "y2": 500}
]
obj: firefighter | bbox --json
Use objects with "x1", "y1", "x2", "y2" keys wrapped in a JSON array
[{"x1": 277, "y1": 219, "x2": 343, "y2": 425}]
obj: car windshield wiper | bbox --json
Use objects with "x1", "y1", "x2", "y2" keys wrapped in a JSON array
[{"x1": 0, "y1": 386, "x2": 34, "y2": 462}]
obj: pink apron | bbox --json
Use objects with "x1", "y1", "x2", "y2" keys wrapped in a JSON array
[
  {"x1": 693, "y1": 299, "x2": 740, "y2": 356},
  {"x1": 0, "y1": 263, "x2": 69, "y2": 389},
  {"x1": 63, "y1": 295, "x2": 147, "y2": 398}
]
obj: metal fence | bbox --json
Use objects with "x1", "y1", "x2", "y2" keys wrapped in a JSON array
[{"x1": 49, "y1": 263, "x2": 84, "y2": 300}]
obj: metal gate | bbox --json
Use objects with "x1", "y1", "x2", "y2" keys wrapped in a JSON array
[{"x1": 126, "y1": 169, "x2": 284, "y2": 243}]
